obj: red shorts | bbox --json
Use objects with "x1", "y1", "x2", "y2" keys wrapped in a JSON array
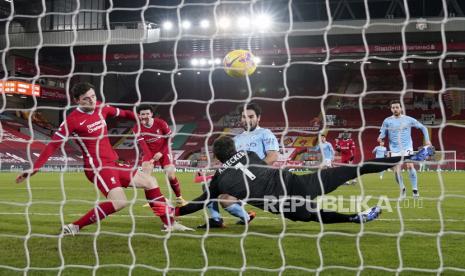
[
  {"x1": 341, "y1": 156, "x2": 352, "y2": 163},
  {"x1": 155, "y1": 153, "x2": 173, "y2": 168},
  {"x1": 84, "y1": 162, "x2": 137, "y2": 197}
]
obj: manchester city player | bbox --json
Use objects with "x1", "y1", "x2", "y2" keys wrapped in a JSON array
[
  {"x1": 199, "y1": 103, "x2": 279, "y2": 228},
  {"x1": 377, "y1": 100, "x2": 432, "y2": 198},
  {"x1": 372, "y1": 141, "x2": 388, "y2": 179}
]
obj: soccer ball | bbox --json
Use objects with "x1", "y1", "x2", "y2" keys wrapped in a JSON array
[{"x1": 223, "y1": 49, "x2": 257, "y2": 78}]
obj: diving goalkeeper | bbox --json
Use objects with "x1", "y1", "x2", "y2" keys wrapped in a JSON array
[{"x1": 153, "y1": 136, "x2": 433, "y2": 224}]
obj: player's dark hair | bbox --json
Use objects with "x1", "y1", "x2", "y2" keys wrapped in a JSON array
[
  {"x1": 238, "y1": 102, "x2": 262, "y2": 117},
  {"x1": 390, "y1": 100, "x2": 401, "y2": 107},
  {"x1": 213, "y1": 136, "x2": 237, "y2": 163},
  {"x1": 71, "y1": 82, "x2": 95, "y2": 99},
  {"x1": 136, "y1": 105, "x2": 154, "y2": 114}
]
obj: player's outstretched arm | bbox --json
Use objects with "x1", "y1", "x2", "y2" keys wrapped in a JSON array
[
  {"x1": 106, "y1": 105, "x2": 136, "y2": 120},
  {"x1": 264, "y1": 150, "x2": 278, "y2": 165},
  {"x1": 152, "y1": 192, "x2": 209, "y2": 217},
  {"x1": 16, "y1": 139, "x2": 62, "y2": 183}
]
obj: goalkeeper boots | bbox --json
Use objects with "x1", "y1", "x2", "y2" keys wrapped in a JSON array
[
  {"x1": 353, "y1": 206, "x2": 382, "y2": 223},
  {"x1": 197, "y1": 218, "x2": 226, "y2": 229},
  {"x1": 411, "y1": 146, "x2": 435, "y2": 161},
  {"x1": 236, "y1": 211, "x2": 257, "y2": 225},
  {"x1": 62, "y1": 224, "x2": 79, "y2": 236}
]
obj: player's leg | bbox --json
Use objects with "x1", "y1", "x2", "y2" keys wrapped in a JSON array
[
  {"x1": 297, "y1": 156, "x2": 406, "y2": 199},
  {"x1": 159, "y1": 154, "x2": 186, "y2": 207},
  {"x1": 406, "y1": 162, "x2": 419, "y2": 198},
  {"x1": 163, "y1": 163, "x2": 187, "y2": 207},
  {"x1": 63, "y1": 168, "x2": 127, "y2": 235},
  {"x1": 218, "y1": 194, "x2": 255, "y2": 225},
  {"x1": 393, "y1": 164, "x2": 406, "y2": 196},
  {"x1": 349, "y1": 160, "x2": 357, "y2": 184},
  {"x1": 339, "y1": 157, "x2": 352, "y2": 185},
  {"x1": 284, "y1": 203, "x2": 381, "y2": 224},
  {"x1": 199, "y1": 183, "x2": 225, "y2": 228},
  {"x1": 126, "y1": 162, "x2": 191, "y2": 230},
  {"x1": 391, "y1": 152, "x2": 406, "y2": 198},
  {"x1": 379, "y1": 166, "x2": 385, "y2": 179}
]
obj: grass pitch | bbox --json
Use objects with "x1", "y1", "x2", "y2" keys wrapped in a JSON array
[{"x1": 1, "y1": 170, "x2": 464, "y2": 276}]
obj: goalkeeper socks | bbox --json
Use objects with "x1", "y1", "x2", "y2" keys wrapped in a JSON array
[
  {"x1": 145, "y1": 187, "x2": 174, "y2": 226},
  {"x1": 408, "y1": 168, "x2": 418, "y2": 191},
  {"x1": 395, "y1": 171, "x2": 405, "y2": 190},
  {"x1": 224, "y1": 203, "x2": 250, "y2": 223},
  {"x1": 73, "y1": 201, "x2": 116, "y2": 230},
  {"x1": 169, "y1": 177, "x2": 182, "y2": 197},
  {"x1": 207, "y1": 201, "x2": 222, "y2": 222}
]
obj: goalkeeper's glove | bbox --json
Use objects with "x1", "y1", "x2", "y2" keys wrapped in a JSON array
[
  {"x1": 194, "y1": 172, "x2": 214, "y2": 183},
  {"x1": 151, "y1": 202, "x2": 180, "y2": 218}
]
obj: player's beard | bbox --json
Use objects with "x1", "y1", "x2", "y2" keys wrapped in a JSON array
[{"x1": 242, "y1": 122, "x2": 257, "y2": 132}]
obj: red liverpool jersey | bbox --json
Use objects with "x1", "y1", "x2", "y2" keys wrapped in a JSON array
[
  {"x1": 33, "y1": 103, "x2": 135, "y2": 171},
  {"x1": 336, "y1": 138, "x2": 355, "y2": 157},
  {"x1": 133, "y1": 118, "x2": 171, "y2": 161}
]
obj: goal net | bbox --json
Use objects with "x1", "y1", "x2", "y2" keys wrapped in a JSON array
[{"x1": 1, "y1": 0, "x2": 465, "y2": 275}]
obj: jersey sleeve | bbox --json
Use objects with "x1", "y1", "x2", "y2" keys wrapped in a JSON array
[
  {"x1": 410, "y1": 116, "x2": 430, "y2": 142},
  {"x1": 379, "y1": 119, "x2": 388, "y2": 140},
  {"x1": 157, "y1": 119, "x2": 171, "y2": 153},
  {"x1": 104, "y1": 104, "x2": 136, "y2": 120},
  {"x1": 132, "y1": 126, "x2": 153, "y2": 161},
  {"x1": 158, "y1": 118, "x2": 172, "y2": 136},
  {"x1": 33, "y1": 117, "x2": 75, "y2": 172},
  {"x1": 262, "y1": 129, "x2": 279, "y2": 152}
]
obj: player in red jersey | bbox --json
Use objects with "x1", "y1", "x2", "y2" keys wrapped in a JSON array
[
  {"x1": 133, "y1": 105, "x2": 187, "y2": 207},
  {"x1": 16, "y1": 82, "x2": 193, "y2": 234},
  {"x1": 335, "y1": 132, "x2": 357, "y2": 184}
]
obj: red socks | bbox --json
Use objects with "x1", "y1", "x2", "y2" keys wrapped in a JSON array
[
  {"x1": 73, "y1": 187, "x2": 174, "y2": 230},
  {"x1": 73, "y1": 201, "x2": 116, "y2": 230},
  {"x1": 169, "y1": 177, "x2": 181, "y2": 197},
  {"x1": 145, "y1": 187, "x2": 174, "y2": 226}
]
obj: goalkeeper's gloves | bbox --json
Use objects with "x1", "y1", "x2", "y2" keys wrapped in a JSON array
[
  {"x1": 194, "y1": 172, "x2": 214, "y2": 183},
  {"x1": 151, "y1": 202, "x2": 180, "y2": 218}
]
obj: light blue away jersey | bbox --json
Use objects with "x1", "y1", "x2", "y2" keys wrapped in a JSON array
[
  {"x1": 233, "y1": 127, "x2": 279, "y2": 160},
  {"x1": 372, "y1": 146, "x2": 387, "y2": 158},
  {"x1": 315, "y1": 142, "x2": 335, "y2": 160},
  {"x1": 378, "y1": 115, "x2": 429, "y2": 153}
]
